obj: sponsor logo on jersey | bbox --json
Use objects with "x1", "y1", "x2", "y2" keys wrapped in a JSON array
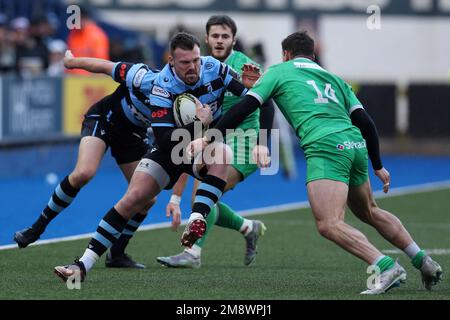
[
  {"x1": 119, "y1": 63, "x2": 127, "y2": 81},
  {"x1": 205, "y1": 62, "x2": 214, "y2": 70},
  {"x1": 151, "y1": 108, "x2": 168, "y2": 118},
  {"x1": 152, "y1": 86, "x2": 170, "y2": 98},
  {"x1": 133, "y1": 68, "x2": 147, "y2": 88},
  {"x1": 205, "y1": 82, "x2": 213, "y2": 93}
]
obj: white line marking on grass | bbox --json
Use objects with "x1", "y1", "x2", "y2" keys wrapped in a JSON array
[
  {"x1": 383, "y1": 249, "x2": 450, "y2": 255},
  {"x1": 1, "y1": 180, "x2": 450, "y2": 251}
]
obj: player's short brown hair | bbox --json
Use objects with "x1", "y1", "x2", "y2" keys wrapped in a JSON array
[{"x1": 282, "y1": 31, "x2": 314, "y2": 58}]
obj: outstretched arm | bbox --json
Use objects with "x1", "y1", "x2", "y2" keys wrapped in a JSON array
[{"x1": 63, "y1": 50, "x2": 114, "y2": 75}]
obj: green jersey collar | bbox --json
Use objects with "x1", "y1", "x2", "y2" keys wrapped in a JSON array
[
  {"x1": 293, "y1": 57, "x2": 315, "y2": 63},
  {"x1": 224, "y1": 50, "x2": 235, "y2": 64}
]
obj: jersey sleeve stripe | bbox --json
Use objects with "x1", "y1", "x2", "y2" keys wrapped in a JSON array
[
  {"x1": 151, "y1": 123, "x2": 176, "y2": 127},
  {"x1": 349, "y1": 104, "x2": 364, "y2": 115}
]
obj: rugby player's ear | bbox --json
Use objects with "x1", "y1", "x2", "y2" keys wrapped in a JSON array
[
  {"x1": 282, "y1": 50, "x2": 289, "y2": 62},
  {"x1": 204, "y1": 34, "x2": 209, "y2": 45},
  {"x1": 168, "y1": 55, "x2": 174, "y2": 67}
]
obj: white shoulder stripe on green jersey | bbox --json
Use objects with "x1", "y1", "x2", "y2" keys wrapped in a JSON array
[
  {"x1": 293, "y1": 61, "x2": 325, "y2": 71},
  {"x1": 349, "y1": 104, "x2": 364, "y2": 114},
  {"x1": 247, "y1": 91, "x2": 264, "y2": 105}
]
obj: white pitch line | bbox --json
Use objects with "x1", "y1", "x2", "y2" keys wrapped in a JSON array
[
  {"x1": 1, "y1": 179, "x2": 450, "y2": 251},
  {"x1": 383, "y1": 249, "x2": 450, "y2": 255}
]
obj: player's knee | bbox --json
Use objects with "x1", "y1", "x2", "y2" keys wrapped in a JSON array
[
  {"x1": 120, "y1": 189, "x2": 149, "y2": 215},
  {"x1": 142, "y1": 197, "x2": 157, "y2": 213},
  {"x1": 71, "y1": 168, "x2": 96, "y2": 186},
  {"x1": 316, "y1": 220, "x2": 338, "y2": 240}
]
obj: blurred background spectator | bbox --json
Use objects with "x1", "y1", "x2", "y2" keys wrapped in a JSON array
[
  {"x1": 0, "y1": 1, "x2": 166, "y2": 75},
  {"x1": 0, "y1": 13, "x2": 15, "y2": 73},
  {"x1": 12, "y1": 16, "x2": 49, "y2": 77},
  {"x1": 47, "y1": 38, "x2": 66, "y2": 76}
]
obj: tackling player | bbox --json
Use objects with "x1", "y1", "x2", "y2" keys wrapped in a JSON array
[{"x1": 192, "y1": 31, "x2": 443, "y2": 294}]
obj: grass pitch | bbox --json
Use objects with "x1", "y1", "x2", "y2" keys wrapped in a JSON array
[{"x1": 1, "y1": 187, "x2": 450, "y2": 300}]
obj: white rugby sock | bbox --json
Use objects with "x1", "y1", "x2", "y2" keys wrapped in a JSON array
[
  {"x1": 240, "y1": 219, "x2": 253, "y2": 236},
  {"x1": 80, "y1": 248, "x2": 99, "y2": 272},
  {"x1": 404, "y1": 242, "x2": 421, "y2": 259}
]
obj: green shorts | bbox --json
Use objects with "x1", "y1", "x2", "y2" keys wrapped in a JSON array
[
  {"x1": 226, "y1": 129, "x2": 258, "y2": 181},
  {"x1": 304, "y1": 128, "x2": 369, "y2": 186}
]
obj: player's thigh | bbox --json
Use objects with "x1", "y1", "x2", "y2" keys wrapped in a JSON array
[
  {"x1": 75, "y1": 99, "x2": 112, "y2": 177},
  {"x1": 73, "y1": 136, "x2": 107, "y2": 176},
  {"x1": 116, "y1": 170, "x2": 162, "y2": 217},
  {"x1": 121, "y1": 161, "x2": 160, "y2": 209},
  {"x1": 307, "y1": 179, "x2": 349, "y2": 222},
  {"x1": 119, "y1": 160, "x2": 140, "y2": 183},
  {"x1": 347, "y1": 179, "x2": 377, "y2": 221}
]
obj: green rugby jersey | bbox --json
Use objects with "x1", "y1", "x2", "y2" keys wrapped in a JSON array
[
  {"x1": 249, "y1": 57, "x2": 364, "y2": 148},
  {"x1": 223, "y1": 50, "x2": 261, "y2": 131}
]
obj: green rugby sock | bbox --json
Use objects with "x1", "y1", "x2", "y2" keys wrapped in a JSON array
[
  {"x1": 215, "y1": 202, "x2": 244, "y2": 231},
  {"x1": 411, "y1": 250, "x2": 426, "y2": 269},
  {"x1": 375, "y1": 256, "x2": 395, "y2": 273}
]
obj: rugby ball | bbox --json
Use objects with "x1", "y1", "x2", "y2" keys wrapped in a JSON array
[{"x1": 173, "y1": 93, "x2": 199, "y2": 127}]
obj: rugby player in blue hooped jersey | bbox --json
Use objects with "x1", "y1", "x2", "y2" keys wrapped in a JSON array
[
  {"x1": 53, "y1": 32, "x2": 262, "y2": 283},
  {"x1": 14, "y1": 51, "x2": 159, "y2": 269}
]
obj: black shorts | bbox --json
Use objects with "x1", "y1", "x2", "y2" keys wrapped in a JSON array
[
  {"x1": 141, "y1": 147, "x2": 208, "y2": 190},
  {"x1": 81, "y1": 85, "x2": 149, "y2": 165}
]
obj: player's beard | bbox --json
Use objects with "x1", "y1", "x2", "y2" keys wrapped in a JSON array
[
  {"x1": 213, "y1": 45, "x2": 233, "y2": 62},
  {"x1": 184, "y1": 71, "x2": 198, "y2": 85}
]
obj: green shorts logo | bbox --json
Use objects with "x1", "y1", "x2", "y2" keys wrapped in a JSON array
[
  {"x1": 337, "y1": 141, "x2": 366, "y2": 150},
  {"x1": 344, "y1": 141, "x2": 366, "y2": 149}
]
